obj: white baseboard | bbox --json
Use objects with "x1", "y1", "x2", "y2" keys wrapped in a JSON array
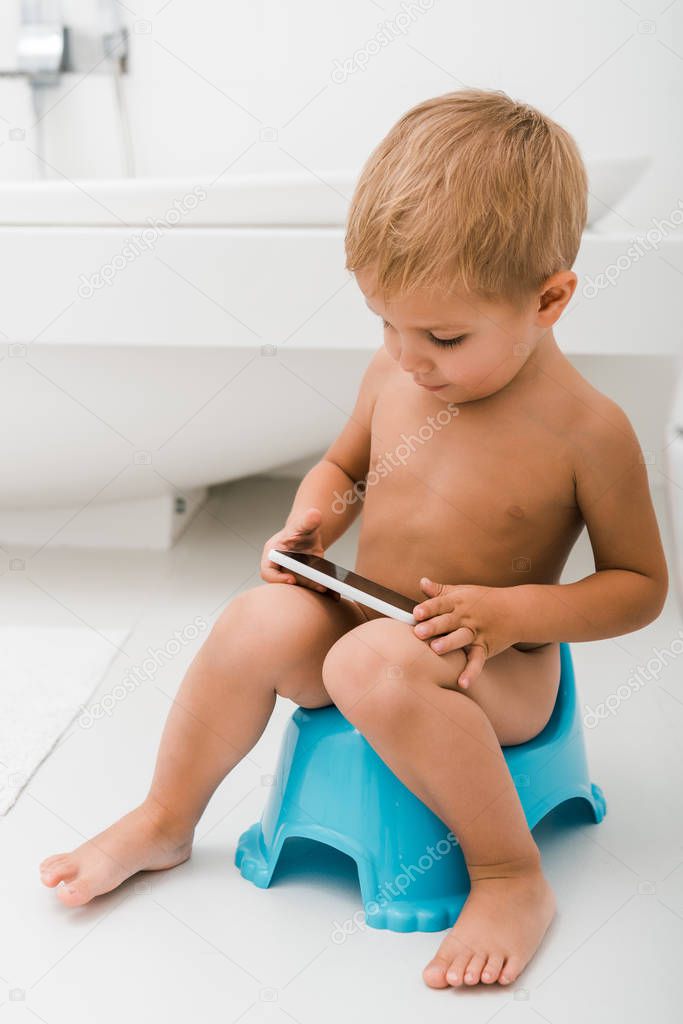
[{"x1": 0, "y1": 487, "x2": 208, "y2": 551}]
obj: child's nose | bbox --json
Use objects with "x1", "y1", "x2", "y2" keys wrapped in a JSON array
[{"x1": 396, "y1": 342, "x2": 431, "y2": 375}]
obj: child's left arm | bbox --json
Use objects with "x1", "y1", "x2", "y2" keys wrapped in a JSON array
[
  {"x1": 412, "y1": 401, "x2": 669, "y2": 687},
  {"x1": 508, "y1": 400, "x2": 669, "y2": 643}
]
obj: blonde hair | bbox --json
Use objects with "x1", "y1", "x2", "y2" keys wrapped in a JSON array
[{"x1": 344, "y1": 88, "x2": 588, "y2": 309}]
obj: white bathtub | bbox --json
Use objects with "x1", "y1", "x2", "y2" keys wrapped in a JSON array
[
  {"x1": 0, "y1": 171, "x2": 680, "y2": 549},
  {"x1": 0, "y1": 172, "x2": 378, "y2": 548}
]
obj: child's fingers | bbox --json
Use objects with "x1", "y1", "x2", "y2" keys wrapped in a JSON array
[
  {"x1": 287, "y1": 507, "x2": 322, "y2": 539},
  {"x1": 283, "y1": 531, "x2": 322, "y2": 552},
  {"x1": 293, "y1": 576, "x2": 328, "y2": 594},
  {"x1": 261, "y1": 559, "x2": 336, "y2": 598},
  {"x1": 260, "y1": 563, "x2": 296, "y2": 585},
  {"x1": 263, "y1": 557, "x2": 321, "y2": 592},
  {"x1": 457, "y1": 645, "x2": 486, "y2": 689},
  {"x1": 261, "y1": 549, "x2": 299, "y2": 584}
]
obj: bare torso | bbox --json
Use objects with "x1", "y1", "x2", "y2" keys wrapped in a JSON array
[{"x1": 353, "y1": 343, "x2": 587, "y2": 649}]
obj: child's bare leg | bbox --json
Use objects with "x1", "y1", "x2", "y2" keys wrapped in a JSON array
[
  {"x1": 39, "y1": 584, "x2": 366, "y2": 907},
  {"x1": 322, "y1": 619, "x2": 558, "y2": 989}
]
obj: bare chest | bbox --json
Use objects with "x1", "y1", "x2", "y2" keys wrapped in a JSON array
[{"x1": 359, "y1": 383, "x2": 581, "y2": 580}]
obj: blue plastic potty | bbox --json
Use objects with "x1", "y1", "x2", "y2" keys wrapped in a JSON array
[{"x1": 235, "y1": 641, "x2": 606, "y2": 932}]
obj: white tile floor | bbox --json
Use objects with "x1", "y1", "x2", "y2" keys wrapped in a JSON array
[{"x1": 1, "y1": 476, "x2": 682, "y2": 1023}]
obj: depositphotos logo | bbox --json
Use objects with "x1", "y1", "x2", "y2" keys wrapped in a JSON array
[
  {"x1": 78, "y1": 616, "x2": 208, "y2": 727},
  {"x1": 77, "y1": 185, "x2": 207, "y2": 298},
  {"x1": 330, "y1": 0, "x2": 435, "y2": 83},
  {"x1": 330, "y1": 830, "x2": 459, "y2": 943},
  {"x1": 331, "y1": 402, "x2": 459, "y2": 513},
  {"x1": 583, "y1": 630, "x2": 683, "y2": 728},
  {"x1": 582, "y1": 199, "x2": 683, "y2": 298}
]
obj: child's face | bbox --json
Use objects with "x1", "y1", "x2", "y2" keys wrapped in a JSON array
[{"x1": 355, "y1": 266, "x2": 549, "y2": 404}]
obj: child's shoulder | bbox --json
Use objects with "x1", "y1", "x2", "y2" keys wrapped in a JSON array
[
  {"x1": 549, "y1": 360, "x2": 642, "y2": 488},
  {"x1": 562, "y1": 364, "x2": 638, "y2": 451},
  {"x1": 356, "y1": 345, "x2": 396, "y2": 406},
  {"x1": 361, "y1": 344, "x2": 395, "y2": 384}
]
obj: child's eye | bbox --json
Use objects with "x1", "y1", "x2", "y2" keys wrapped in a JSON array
[
  {"x1": 382, "y1": 320, "x2": 466, "y2": 348},
  {"x1": 429, "y1": 333, "x2": 467, "y2": 348}
]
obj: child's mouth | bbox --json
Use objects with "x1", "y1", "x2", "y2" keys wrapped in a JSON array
[{"x1": 415, "y1": 380, "x2": 448, "y2": 391}]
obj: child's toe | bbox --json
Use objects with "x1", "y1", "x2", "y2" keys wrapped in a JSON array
[
  {"x1": 40, "y1": 857, "x2": 77, "y2": 887},
  {"x1": 445, "y1": 951, "x2": 471, "y2": 987},
  {"x1": 422, "y1": 954, "x2": 452, "y2": 988},
  {"x1": 463, "y1": 953, "x2": 487, "y2": 985},
  {"x1": 40, "y1": 854, "x2": 66, "y2": 873},
  {"x1": 481, "y1": 954, "x2": 505, "y2": 983},
  {"x1": 499, "y1": 956, "x2": 523, "y2": 985},
  {"x1": 55, "y1": 876, "x2": 94, "y2": 907}
]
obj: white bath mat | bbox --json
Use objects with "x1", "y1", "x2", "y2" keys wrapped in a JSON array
[{"x1": 0, "y1": 624, "x2": 131, "y2": 815}]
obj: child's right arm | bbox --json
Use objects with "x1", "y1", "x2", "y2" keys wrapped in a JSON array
[
  {"x1": 287, "y1": 346, "x2": 389, "y2": 546},
  {"x1": 260, "y1": 346, "x2": 388, "y2": 588}
]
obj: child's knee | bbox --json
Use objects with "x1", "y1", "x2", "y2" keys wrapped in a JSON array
[
  {"x1": 206, "y1": 585, "x2": 297, "y2": 667},
  {"x1": 211, "y1": 583, "x2": 301, "y2": 641},
  {"x1": 323, "y1": 621, "x2": 398, "y2": 712},
  {"x1": 322, "y1": 617, "x2": 466, "y2": 714},
  {"x1": 332, "y1": 617, "x2": 467, "y2": 690}
]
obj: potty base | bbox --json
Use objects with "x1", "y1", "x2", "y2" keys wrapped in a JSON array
[{"x1": 235, "y1": 642, "x2": 605, "y2": 932}]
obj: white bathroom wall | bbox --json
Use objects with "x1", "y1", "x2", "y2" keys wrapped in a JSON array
[
  {"x1": 0, "y1": 0, "x2": 680, "y2": 494},
  {"x1": 0, "y1": 0, "x2": 682, "y2": 236}
]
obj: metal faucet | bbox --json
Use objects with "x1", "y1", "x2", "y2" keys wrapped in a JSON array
[
  {"x1": 0, "y1": 0, "x2": 128, "y2": 86},
  {"x1": 0, "y1": 0, "x2": 133, "y2": 176}
]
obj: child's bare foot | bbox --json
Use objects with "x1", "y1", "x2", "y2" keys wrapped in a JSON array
[
  {"x1": 422, "y1": 856, "x2": 556, "y2": 989},
  {"x1": 39, "y1": 801, "x2": 195, "y2": 907}
]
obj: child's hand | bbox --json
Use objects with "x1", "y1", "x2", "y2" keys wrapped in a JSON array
[
  {"x1": 412, "y1": 577, "x2": 518, "y2": 688},
  {"x1": 260, "y1": 507, "x2": 340, "y2": 600}
]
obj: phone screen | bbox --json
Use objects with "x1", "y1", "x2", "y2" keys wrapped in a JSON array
[{"x1": 278, "y1": 551, "x2": 417, "y2": 614}]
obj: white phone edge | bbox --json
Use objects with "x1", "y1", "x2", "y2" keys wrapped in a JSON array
[{"x1": 268, "y1": 548, "x2": 416, "y2": 626}]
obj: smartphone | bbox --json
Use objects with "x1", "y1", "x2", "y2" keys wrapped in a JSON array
[{"x1": 268, "y1": 549, "x2": 417, "y2": 625}]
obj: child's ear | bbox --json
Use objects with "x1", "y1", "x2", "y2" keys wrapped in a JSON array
[{"x1": 536, "y1": 271, "x2": 577, "y2": 325}]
